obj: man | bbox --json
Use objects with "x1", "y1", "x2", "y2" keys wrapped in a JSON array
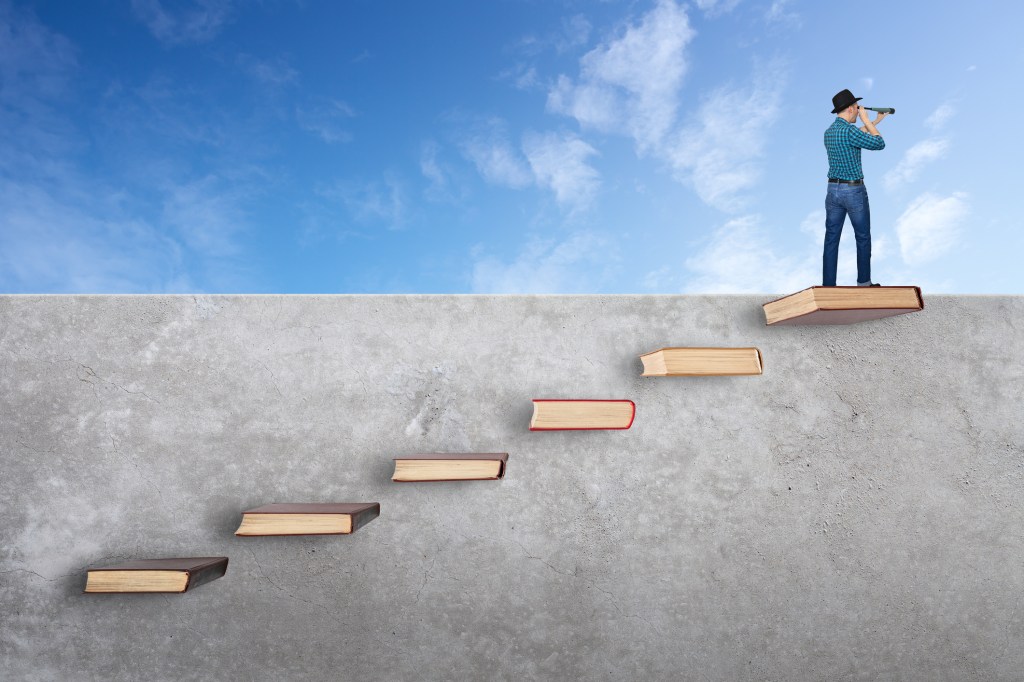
[{"x1": 823, "y1": 88, "x2": 889, "y2": 287}]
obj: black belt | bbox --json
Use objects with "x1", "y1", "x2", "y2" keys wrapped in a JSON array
[{"x1": 828, "y1": 178, "x2": 863, "y2": 185}]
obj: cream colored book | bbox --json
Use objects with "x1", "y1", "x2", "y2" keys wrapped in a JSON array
[
  {"x1": 640, "y1": 347, "x2": 763, "y2": 376},
  {"x1": 234, "y1": 503, "x2": 380, "y2": 536},
  {"x1": 763, "y1": 286, "x2": 923, "y2": 325},
  {"x1": 392, "y1": 453, "x2": 508, "y2": 482},
  {"x1": 84, "y1": 558, "x2": 228, "y2": 594},
  {"x1": 530, "y1": 399, "x2": 635, "y2": 430}
]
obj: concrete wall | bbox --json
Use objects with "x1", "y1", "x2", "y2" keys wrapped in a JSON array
[{"x1": 1, "y1": 295, "x2": 1022, "y2": 681}]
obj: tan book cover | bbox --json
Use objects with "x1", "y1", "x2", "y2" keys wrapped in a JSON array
[
  {"x1": 639, "y1": 347, "x2": 763, "y2": 376},
  {"x1": 763, "y1": 286, "x2": 923, "y2": 325},
  {"x1": 530, "y1": 399, "x2": 635, "y2": 431},
  {"x1": 84, "y1": 557, "x2": 228, "y2": 594},
  {"x1": 392, "y1": 453, "x2": 508, "y2": 482},
  {"x1": 235, "y1": 503, "x2": 380, "y2": 536}
]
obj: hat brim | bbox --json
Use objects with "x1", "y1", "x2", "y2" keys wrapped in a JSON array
[{"x1": 831, "y1": 96, "x2": 862, "y2": 114}]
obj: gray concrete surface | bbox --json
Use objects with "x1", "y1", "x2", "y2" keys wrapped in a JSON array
[{"x1": 1, "y1": 294, "x2": 1022, "y2": 681}]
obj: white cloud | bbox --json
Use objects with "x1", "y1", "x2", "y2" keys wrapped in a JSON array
[
  {"x1": 694, "y1": 0, "x2": 742, "y2": 16},
  {"x1": 0, "y1": 3, "x2": 81, "y2": 182},
  {"x1": 799, "y1": 209, "x2": 826, "y2": 237},
  {"x1": 131, "y1": 0, "x2": 234, "y2": 45},
  {"x1": 860, "y1": 76, "x2": 874, "y2": 92},
  {"x1": 547, "y1": 0, "x2": 695, "y2": 152},
  {"x1": 548, "y1": 75, "x2": 620, "y2": 132},
  {"x1": 665, "y1": 59, "x2": 786, "y2": 212},
  {"x1": 471, "y1": 232, "x2": 618, "y2": 293},
  {"x1": 497, "y1": 63, "x2": 539, "y2": 90},
  {"x1": 0, "y1": 3, "x2": 76, "y2": 105},
  {"x1": 419, "y1": 141, "x2": 468, "y2": 205},
  {"x1": 546, "y1": 2, "x2": 790, "y2": 213},
  {"x1": 559, "y1": 14, "x2": 593, "y2": 52},
  {"x1": 324, "y1": 175, "x2": 407, "y2": 230},
  {"x1": 296, "y1": 99, "x2": 356, "y2": 144},
  {"x1": 885, "y1": 138, "x2": 950, "y2": 190},
  {"x1": 459, "y1": 120, "x2": 533, "y2": 189},
  {"x1": 517, "y1": 14, "x2": 592, "y2": 56},
  {"x1": 0, "y1": 4, "x2": 254, "y2": 293},
  {"x1": 420, "y1": 140, "x2": 448, "y2": 198},
  {"x1": 0, "y1": 180, "x2": 187, "y2": 293},
  {"x1": 896, "y1": 192, "x2": 969, "y2": 266},
  {"x1": 122, "y1": 76, "x2": 229, "y2": 147},
  {"x1": 643, "y1": 265, "x2": 674, "y2": 290},
  {"x1": 664, "y1": 208, "x2": 884, "y2": 293},
  {"x1": 522, "y1": 131, "x2": 601, "y2": 211},
  {"x1": 925, "y1": 103, "x2": 955, "y2": 131},
  {"x1": 765, "y1": 0, "x2": 800, "y2": 26},
  {"x1": 456, "y1": 119, "x2": 601, "y2": 212},
  {"x1": 161, "y1": 175, "x2": 250, "y2": 256},
  {"x1": 237, "y1": 53, "x2": 298, "y2": 86},
  {"x1": 682, "y1": 215, "x2": 816, "y2": 293}
]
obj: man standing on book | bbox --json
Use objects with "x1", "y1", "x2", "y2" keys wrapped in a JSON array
[{"x1": 823, "y1": 88, "x2": 888, "y2": 287}]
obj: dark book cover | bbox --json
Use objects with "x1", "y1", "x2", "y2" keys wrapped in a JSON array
[{"x1": 84, "y1": 557, "x2": 228, "y2": 593}]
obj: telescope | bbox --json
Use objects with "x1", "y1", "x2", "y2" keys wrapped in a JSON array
[{"x1": 863, "y1": 106, "x2": 895, "y2": 114}]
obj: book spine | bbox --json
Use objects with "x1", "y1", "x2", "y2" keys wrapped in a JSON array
[
  {"x1": 183, "y1": 559, "x2": 229, "y2": 592},
  {"x1": 350, "y1": 504, "x2": 381, "y2": 533}
]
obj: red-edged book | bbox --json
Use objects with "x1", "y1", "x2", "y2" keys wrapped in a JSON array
[
  {"x1": 84, "y1": 557, "x2": 228, "y2": 594},
  {"x1": 392, "y1": 453, "x2": 509, "y2": 482},
  {"x1": 235, "y1": 503, "x2": 380, "y2": 536},
  {"x1": 530, "y1": 399, "x2": 635, "y2": 431}
]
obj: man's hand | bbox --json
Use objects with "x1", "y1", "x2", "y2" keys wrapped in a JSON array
[
  {"x1": 873, "y1": 111, "x2": 888, "y2": 124},
  {"x1": 858, "y1": 105, "x2": 882, "y2": 136}
]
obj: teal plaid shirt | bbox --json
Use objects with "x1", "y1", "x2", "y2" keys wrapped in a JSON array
[{"x1": 824, "y1": 117, "x2": 885, "y2": 180}]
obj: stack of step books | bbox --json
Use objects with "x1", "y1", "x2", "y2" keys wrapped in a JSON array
[{"x1": 81, "y1": 285, "x2": 925, "y2": 597}]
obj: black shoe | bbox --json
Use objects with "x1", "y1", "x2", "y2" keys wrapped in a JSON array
[{"x1": 871, "y1": 283, "x2": 881, "y2": 287}]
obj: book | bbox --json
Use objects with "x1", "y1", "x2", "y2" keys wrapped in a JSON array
[
  {"x1": 530, "y1": 399, "x2": 635, "y2": 431},
  {"x1": 763, "y1": 286, "x2": 924, "y2": 325},
  {"x1": 640, "y1": 347, "x2": 763, "y2": 376},
  {"x1": 234, "y1": 503, "x2": 380, "y2": 536},
  {"x1": 84, "y1": 557, "x2": 228, "y2": 594},
  {"x1": 392, "y1": 453, "x2": 508, "y2": 482}
]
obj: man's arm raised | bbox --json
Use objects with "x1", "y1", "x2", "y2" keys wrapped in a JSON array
[{"x1": 858, "y1": 105, "x2": 886, "y2": 135}]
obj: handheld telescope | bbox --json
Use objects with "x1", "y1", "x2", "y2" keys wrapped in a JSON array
[{"x1": 864, "y1": 106, "x2": 895, "y2": 114}]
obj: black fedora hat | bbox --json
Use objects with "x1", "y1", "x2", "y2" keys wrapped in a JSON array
[{"x1": 831, "y1": 88, "x2": 862, "y2": 114}]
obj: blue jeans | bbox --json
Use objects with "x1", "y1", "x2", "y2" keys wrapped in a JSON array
[{"x1": 823, "y1": 182, "x2": 872, "y2": 286}]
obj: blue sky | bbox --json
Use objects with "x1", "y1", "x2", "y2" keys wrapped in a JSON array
[{"x1": 1, "y1": 0, "x2": 1020, "y2": 293}]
